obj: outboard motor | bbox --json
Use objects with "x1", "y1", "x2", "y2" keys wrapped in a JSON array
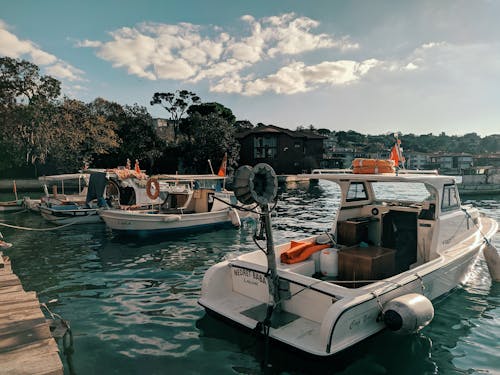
[{"x1": 382, "y1": 293, "x2": 434, "y2": 334}]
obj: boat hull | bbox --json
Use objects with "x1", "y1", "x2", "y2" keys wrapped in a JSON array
[
  {"x1": 39, "y1": 206, "x2": 101, "y2": 224},
  {"x1": 199, "y1": 216, "x2": 498, "y2": 356},
  {"x1": 0, "y1": 200, "x2": 24, "y2": 213},
  {"x1": 99, "y1": 208, "x2": 236, "y2": 234}
]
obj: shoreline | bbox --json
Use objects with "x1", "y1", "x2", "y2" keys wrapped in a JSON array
[{"x1": 0, "y1": 179, "x2": 41, "y2": 192}]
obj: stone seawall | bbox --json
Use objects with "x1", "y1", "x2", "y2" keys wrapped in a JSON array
[{"x1": 0, "y1": 179, "x2": 40, "y2": 192}]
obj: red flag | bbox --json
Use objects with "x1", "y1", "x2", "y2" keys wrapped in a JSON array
[
  {"x1": 389, "y1": 145, "x2": 399, "y2": 165},
  {"x1": 217, "y1": 153, "x2": 227, "y2": 177}
]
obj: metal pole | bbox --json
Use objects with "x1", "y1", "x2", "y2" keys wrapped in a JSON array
[{"x1": 262, "y1": 204, "x2": 280, "y2": 309}]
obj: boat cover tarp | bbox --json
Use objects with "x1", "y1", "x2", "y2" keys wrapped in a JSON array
[{"x1": 85, "y1": 172, "x2": 107, "y2": 206}]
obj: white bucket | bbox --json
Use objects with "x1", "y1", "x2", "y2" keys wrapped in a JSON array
[{"x1": 320, "y1": 248, "x2": 338, "y2": 277}]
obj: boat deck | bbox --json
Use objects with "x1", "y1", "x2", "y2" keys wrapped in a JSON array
[{"x1": 0, "y1": 252, "x2": 64, "y2": 375}]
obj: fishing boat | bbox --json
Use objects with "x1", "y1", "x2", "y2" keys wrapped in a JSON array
[
  {"x1": 99, "y1": 175, "x2": 243, "y2": 235},
  {"x1": 198, "y1": 163, "x2": 499, "y2": 357},
  {"x1": 38, "y1": 163, "x2": 161, "y2": 225}
]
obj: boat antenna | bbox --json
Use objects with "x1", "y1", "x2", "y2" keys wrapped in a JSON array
[{"x1": 207, "y1": 159, "x2": 215, "y2": 175}]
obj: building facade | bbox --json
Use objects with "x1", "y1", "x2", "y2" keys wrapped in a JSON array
[{"x1": 236, "y1": 125, "x2": 326, "y2": 174}]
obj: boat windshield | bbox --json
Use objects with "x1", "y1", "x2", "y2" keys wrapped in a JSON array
[{"x1": 372, "y1": 182, "x2": 434, "y2": 203}]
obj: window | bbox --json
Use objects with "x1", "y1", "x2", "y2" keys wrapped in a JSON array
[
  {"x1": 346, "y1": 182, "x2": 368, "y2": 201},
  {"x1": 254, "y1": 136, "x2": 277, "y2": 159},
  {"x1": 441, "y1": 184, "x2": 460, "y2": 211}
]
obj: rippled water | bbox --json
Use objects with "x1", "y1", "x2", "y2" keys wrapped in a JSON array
[{"x1": 0, "y1": 182, "x2": 499, "y2": 375}]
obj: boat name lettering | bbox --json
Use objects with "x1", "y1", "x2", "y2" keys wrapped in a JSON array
[{"x1": 233, "y1": 268, "x2": 266, "y2": 284}]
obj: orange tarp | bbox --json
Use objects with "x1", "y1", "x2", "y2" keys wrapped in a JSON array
[{"x1": 280, "y1": 241, "x2": 330, "y2": 264}]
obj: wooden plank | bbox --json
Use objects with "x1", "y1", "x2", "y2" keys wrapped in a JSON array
[
  {"x1": 1, "y1": 351, "x2": 63, "y2": 375},
  {"x1": 0, "y1": 322, "x2": 52, "y2": 352},
  {"x1": 0, "y1": 337, "x2": 60, "y2": 361},
  {"x1": 0, "y1": 308, "x2": 46, "y2": 329},
  {"x1": 0, "y1": 299, "x2": 41, "y2": 315},
  {"x1": 0, "y1": 290, "x2": 37, "y2": 303},
  {"x1": 0, "y1": 284, "x2": 24, "y2": 294},
  {"x1": 0, "y1": 316, "x2": 47, "y2": 336},
  {"x1": 0, "y1": 273, "x2": 21, "y2": 287},
  {"x1": 0, "y1": 306, "x2": 45, "y2": 323}
]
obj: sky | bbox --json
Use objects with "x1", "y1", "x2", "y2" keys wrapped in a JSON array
[{"x1": 1, "y1": 0, "x2": 500, "y2": 136}]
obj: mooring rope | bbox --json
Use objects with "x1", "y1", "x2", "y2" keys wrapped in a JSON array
[{"x1": 0, "y1": 221, "x2": 77, "y2": 231}]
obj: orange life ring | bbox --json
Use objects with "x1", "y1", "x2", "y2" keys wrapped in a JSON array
[
  {"x1": 352, "y1": 158, "x2": 395, "y2": 168},
  {"x1": 353, "y1": 165, "x2": 395, "y2": 174},
  {"x1": 146, "y1": 178, "x2": 160, "y2": 200}
]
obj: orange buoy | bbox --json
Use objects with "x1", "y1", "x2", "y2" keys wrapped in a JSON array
[{"x1": 146, "y1": 178, "x2": 160, "y2": 200}]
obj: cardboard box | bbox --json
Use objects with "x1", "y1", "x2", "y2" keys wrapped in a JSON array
[{"x1": 338, "y1": 246, "x2": 396, "y2": 283}]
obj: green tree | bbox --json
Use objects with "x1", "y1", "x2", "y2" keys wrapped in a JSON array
[
  {"x1": 150, "y1": 90, "x2": 200, "y2": 138},
  {"x1": 0, "y1": 57, "x2": 61, "y2": 170},
  {"x1": 48, "y1": 98, "x2": 120, "y2": 171},
  {"x1": 179, "y1": 112, "x2": 239, "y2": 174},
  {"x1": 117, "y1": 104, "x2": 164, "y2": 170}
]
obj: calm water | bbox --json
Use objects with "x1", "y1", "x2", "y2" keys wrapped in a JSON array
[{"x1": 0, "y1": 182, "x2": 499, "y2": 375}]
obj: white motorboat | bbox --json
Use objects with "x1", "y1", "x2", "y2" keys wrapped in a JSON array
[
  {"x1": 199, "y1": 164, "x2": 498, "y2": 357},
  {"x1": 99, "y1": 175, "x2": 243, "y2": 234}
]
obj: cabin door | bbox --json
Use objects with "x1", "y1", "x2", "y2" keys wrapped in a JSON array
[{"x1": 381, "y1": 211, "x2": 418, "y2": 272}]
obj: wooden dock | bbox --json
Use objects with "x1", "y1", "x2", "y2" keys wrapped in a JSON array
[{"x1": 0, "y1": 251, "x2": 64, "y2": 375}]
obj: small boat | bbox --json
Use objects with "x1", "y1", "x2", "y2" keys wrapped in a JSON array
[
  {"x1": 0, "y1": 181, "x2": 24, "y2": 213},
  {"x1": 0, "y1": 199, "x2": 24, "y2": 213},
  {"x1": 37, "y1": 173, "x2": 96, "y2": 224},
  {"x1": 99, "y1": 175, "x2": 243, "y2": 234},
  {"x1": 199, "y1": 163, "x2": 498, "y2": 357},
  {"x1": 457, "y1": 166, "x2": 500, "y2": 195},
  {"x1": 39, "y1": 165, "x2": 161, "y2": 225}
]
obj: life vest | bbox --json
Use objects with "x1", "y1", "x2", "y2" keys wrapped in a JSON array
[{"x1": 280, "y1": 241, "x2": 330, "y2": 264}]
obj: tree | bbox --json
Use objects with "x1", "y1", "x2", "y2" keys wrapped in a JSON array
[
  {"x1": 150, "y1": 90, "x2": 200, "y2": 138},
  {"x1": 179, "y1": 112, "x2": 239, "y2": 174},
  {"x1": 48, "y1": 98, "x2": 120, "y2": 171},
  {"x1": 187, "y1": 102, "x2": 236, "y2": 124},
  {"x1": 116, "y1": 104, "x2": 164, "y2": 170},
  {"x1": 0, "y1": 57, "x2": 61, "y2": 170}
]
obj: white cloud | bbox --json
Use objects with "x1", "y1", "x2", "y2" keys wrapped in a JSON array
[
  {"x1": 237, "y1": 59, "x2": 380, "y2": 96},
  {"x1": 77, "y1": 39, "x2": 103, "y2": 48},
  {"x1": 45, "y1": 62, "x2": 85, "y2": 82},
  {"x1": 0, "y1": 20, "x2": 85, "y2": 82},
  {"x1": 76, "y1": 13, "x2": 358, "y2": 87}
]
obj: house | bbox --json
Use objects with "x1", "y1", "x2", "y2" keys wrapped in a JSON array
[
  {"x1": 236, "y1": 125, "x2": 326, "y2": 174},
  {"x1": 152, "y1": 118, "x2": 175, "y2": 142},
  {"x1": 429, "y1": 153, "x2": 474, "y2": 173}
]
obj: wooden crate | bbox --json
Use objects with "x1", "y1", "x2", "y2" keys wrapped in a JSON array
[
  {"x1": 338, "y1": 246, "x2": 396, "y2": 282},
  {"x1": 337, "y1": 219, "x2": 370, "y2": 246}
]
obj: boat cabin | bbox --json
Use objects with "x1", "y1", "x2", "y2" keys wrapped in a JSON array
[{"x1": 297, "y1": 172, "x2": 479, "y2": 286}]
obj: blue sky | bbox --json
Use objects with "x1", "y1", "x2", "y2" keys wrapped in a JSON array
[{"x1": 1, "y1": 0, "x2": 500, "y2": 136}]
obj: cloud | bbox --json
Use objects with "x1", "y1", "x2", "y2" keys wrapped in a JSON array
[
  {"x1": 77, "y1": 13, "x2": 358, "y2": 87},
  {"x1": 45, "y1": 62, "x2": 85, "y2": 82},
  {"x1": 0, "y1": 19, "x2": 85, "y2": 82},
  {"x1": 233, "y1": 59, "x2": 380, "y2": 96}
]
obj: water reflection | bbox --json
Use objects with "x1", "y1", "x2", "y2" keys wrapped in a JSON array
[{"x1": 0, "y1": 184, "x2": 498, "y2": 375}]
